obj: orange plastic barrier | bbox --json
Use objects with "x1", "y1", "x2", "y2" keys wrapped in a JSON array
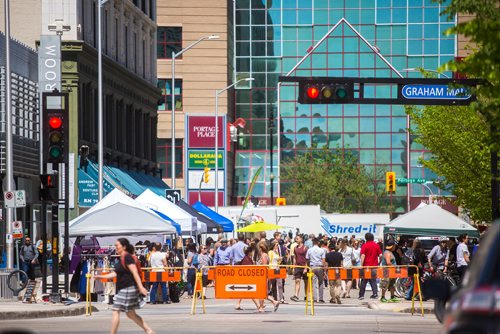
[
  {"x1": 268, "y1": 268, "x2": 287, "y2": 279},
  {"x1": 327, "y1": 266, "x2": 410, "y2": 280},
  {"x1": 142, "y1": 271, "x2": 182, "y2": 283}
]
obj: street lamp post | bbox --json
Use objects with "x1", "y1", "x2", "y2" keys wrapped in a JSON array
[
  {"x1": 97, "y1": 0, "x2": 109, "y2": 200},
  {"x1": 214, "y1": 78, "x2": 254, "y2": 212},
  {"x1": 170, "y1": 35, "x2": 219, "y2": 189}
]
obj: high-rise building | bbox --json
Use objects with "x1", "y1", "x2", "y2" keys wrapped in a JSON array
[{"x1": 232, "y1": 0, "x2": 457, "y2": 212}]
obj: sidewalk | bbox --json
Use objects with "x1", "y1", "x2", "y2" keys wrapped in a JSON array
[{"x1": 0, "y1": 301, "x2": 98, "y2": 320}]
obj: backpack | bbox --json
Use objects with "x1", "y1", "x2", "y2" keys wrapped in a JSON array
[
  {"x1": 121, "y1": 254, "x2": 143, "y2": 277},
  {"x1": 192, "y1": 254, "x2": 199, "y2": 268}
]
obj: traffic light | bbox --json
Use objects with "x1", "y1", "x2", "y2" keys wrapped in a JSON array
[
  {"x1": 299, "y1": 80, "x2": 354, "y2": 104},
  {"x1": 40, "y1": 174, "x2": 59, "y2": 202},
  {"x1": 386, "y1": 171, "x2": 396, "y2": 193},
  {"x1": 42, "y1": 92, "x2": 68, "y2": 169},
  {"x1": 203, "y1": 167, "x2": 210, "y2": 183}
]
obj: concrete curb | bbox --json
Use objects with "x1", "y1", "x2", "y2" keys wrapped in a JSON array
[
  {"x1": 0, "y1": 306, "x2": 98, "y2": 320},
  {"x1": 367, "y1": 301, "x2": 434, "y2": 315}
]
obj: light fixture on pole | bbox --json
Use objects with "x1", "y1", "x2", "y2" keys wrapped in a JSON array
[
  {"x1": 97, "y1": 0, "x2": 109, "y2": 200},
  {"x1": 170, "y1": 34, "x2": 219, "y2": 189},
  {"x1": 401, "y1": 68, "x2": 451, "y2": 79},
  {"x1": 214, "y1": 77, "x2": 254, "y2": 212}
]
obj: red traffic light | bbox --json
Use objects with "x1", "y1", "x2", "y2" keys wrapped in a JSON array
[
  {"x1": 306, "y1": 86, "x2": 319, "y2": 99},
  {"x1": 49, "y1": 116, "x2": 63, "y2": 129}
]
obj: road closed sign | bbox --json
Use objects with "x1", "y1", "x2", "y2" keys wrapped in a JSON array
[{"x1": 214, "y1": 266, "x2": 268, "y2": 299}]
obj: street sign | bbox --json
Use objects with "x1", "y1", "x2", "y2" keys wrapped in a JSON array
[
  {"x1": 15, "y1": 190, "x2": 26, "y2": 207},
  {"x1": 12, "y1": 221, "x2": 24, "y2": 239},
  {"x1": 401, "y1": 84, "x2": 471, "y2": 100},
  {"x1": 4, "y1": 191, "x2": 15, "y2": 208},
  {"x1": 165, "y1": 189, "x2": 182, "y2": 204},
  {"x1": 214, "y1": 265, "x2": 268, "y2": 299},
  {"x1": 396, "y1": 178, "x2": 426, "y2": 185}
]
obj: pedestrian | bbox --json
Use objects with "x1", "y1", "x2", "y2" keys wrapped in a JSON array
[
  {"x1": 232, "y1": 234, "x2": 247, "y2": 265},
  {"x1": 149, "y1": 243, "x2": 170, "y2": 305},
  {"x1": 94, "y1": 238, "x2": 154, "y2": 334},
  {"x1": 304, "y1": 234, "x2": 314, "y2": 248},
  {"x1": 456, "y1": 234, "x2": 470, "y2": 284},
  {"x1": 325, "y1": 243, "x2": 343, "y2": 304},
  {"x1": 290, "y1": 235, "x2": 308, "y2": 302},
  {"x1": 197, "y1": 244, "x2": 212, "y2": 297},
  {"x1": 273, "y1": 232, "x2": 287, "y2": 303},
  {"x1": 256, "y1": 241, "x2": 280, "y2": 312},
  {"x1": 358, "y1": 232, "x2": 382, "y2": 300},
  {"x1": 214, "y1": 239, "x2": 233, "y2": 265},
  {"x1": 19, "y1": 237, "x2": 38, "y2": 281},
  {"x1": 234, "y1": 244, "x2": 261, "y2": 311},
  {"x1": 428, "y1": 237, "x2": 448, "y2": 272},
  {"x1": 185, "y1": 243, "x2": 198, "y2": 298},
  {"x1": 268, "y1": 240, "x2": 283, "y2": 303},
  {"x1": 380, "y1": 240, "x2": 399, "y2": 303},
  {"x1": 339, "y1": 239, "x2": 355, "y2": 298},
  {"x1": 406, "y1": 239, "x2": 426, "y2": 300},
  {"x1": 352, "y1": 240, "x2": 361, "y2": 289},
  {"x1": 306, "y1": 238, "x2": 326, "y2": 303}
]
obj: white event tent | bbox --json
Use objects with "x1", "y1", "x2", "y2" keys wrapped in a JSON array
[
  {"x1": 69, "y1": 188, "x2": 178, "y2": 237},
  {"x1": 135, "y1": 189, "x2": 206, "y2": 235}
]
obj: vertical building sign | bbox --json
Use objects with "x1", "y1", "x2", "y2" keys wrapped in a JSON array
[
  {"x1": 38, "y1": 35, "x2": 61, "y2": 94},
  {"x1": 186, "y1": 115, "x2": 226, "y2": 206}
]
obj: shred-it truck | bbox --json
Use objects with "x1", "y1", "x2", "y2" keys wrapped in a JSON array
[{"x1": 217, "y1": 205, "x2": 389, "y2": 240}]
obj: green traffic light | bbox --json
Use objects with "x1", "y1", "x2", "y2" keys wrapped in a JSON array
[
  {"x1": 336, "y1": 87, "x2": 347, "y2": 99},
  {"x1": 49, "y1": 146, "x2": 62, "y2": 158}
]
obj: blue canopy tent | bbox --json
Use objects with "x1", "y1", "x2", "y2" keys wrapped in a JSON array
[
  {"x1": 192, "y1": 201, "x2": 234, "y2": 232},
  {"x1": 177, "y1": 200, "x2": 221, "y2": 234}
]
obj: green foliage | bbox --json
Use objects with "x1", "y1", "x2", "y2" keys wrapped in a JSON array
[
  {"x1": 436, "y1": 0, "x2": 500, "y2": 139},
  {"x1": 407, "y1": 105, "x2": 491, "y2": 222},
  {"x1": 280, "y1": 148, "x2": 393, "y2": 213}
]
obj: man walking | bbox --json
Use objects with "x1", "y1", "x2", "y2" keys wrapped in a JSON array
[
  {"x1": 306, "y1": 238, "x2": 326, "y2": 303},
  {"x1": 358, "y1": 233, "x2": 382, "y2": 300},
  {"x1": 214, "y1": 239, "x2": 233, "y2": 265},
  {"x1": 20, "y1": 237, "x2": 38, "y2": 281},
  {"x1": 456, "y1": 234, "x2": 470, "y2": 284},
  {"x1": 231, "y1": 234, "x2": 247, "y2": 265},
  {"x1": 325, "y1": 243, "x2": 343, "y2": 304}
]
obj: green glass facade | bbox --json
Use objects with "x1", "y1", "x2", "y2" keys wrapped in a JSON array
[{"x1": 233, "y1": 0, "x2": 455, "y2": 211}]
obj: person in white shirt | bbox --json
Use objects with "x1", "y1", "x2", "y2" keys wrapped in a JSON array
[
  {"x1": 306, "y1": 238, "x2": 326, "y2": 303},
  {"x1": 339, "y1": 239, "x2": 355, "y2": 298},
  {"x1": 149, "y1": 243, "x2": 170, "y2": 304},
  {"x1": 456, "y1": 234, "x2": 470, "y2": 284}
]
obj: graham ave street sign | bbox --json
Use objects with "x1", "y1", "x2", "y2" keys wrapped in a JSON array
[{"x1": 401, "y1": 84, "x2": 471, "y2": 100}]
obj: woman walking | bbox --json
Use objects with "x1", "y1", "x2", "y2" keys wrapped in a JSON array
[
  {"x1": 257, "y1": 241, "x2": 280, "y2": 312},
  {"x1": 94, "y1": 238, "x2": 154, "y2": 334}
]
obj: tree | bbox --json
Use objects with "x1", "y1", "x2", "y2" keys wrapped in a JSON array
[
  {"x1": 437, "y1": 0, "x2": 500, "y2": 134},
  {"x1": 280, "y1": 148, "x2": 393, "y2": 213},
  {"x1": 407, "y1": 105, "x2": 491, "y2": 222}
]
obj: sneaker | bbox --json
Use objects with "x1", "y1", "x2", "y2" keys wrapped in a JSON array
[
  {"x1": 380, "y1": 297, "x2": 388, "y2": 303},
  {"x1": 329, "y1": 299, "x2": 335, "y2": 304},
  {"x1": 358, "y1": 296, "x2": 365, "y2": 300},
  {"x1": 290, "y1": 296, "x2": 299, "y2": 302},
  {"x1": 318, "y1": 300, "x2": 325, "y2": 303},
  {"x1": 389, "y1": 297, "x2": 400, "y2": 303},
  {"x1": 370, "y1": 295, "x2": 378, "y2": 299},
  {"x1": 336, "y1": 297, "x2": 342, "y2": 304}
]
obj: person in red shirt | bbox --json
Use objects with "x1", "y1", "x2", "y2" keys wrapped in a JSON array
[{"x1": 358, "y1": 233, "x2": 382, "y2": 300}]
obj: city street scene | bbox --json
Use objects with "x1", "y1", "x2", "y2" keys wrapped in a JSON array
[{"x1": 0, "y1": 1, "x2": 498, "y2": 334}]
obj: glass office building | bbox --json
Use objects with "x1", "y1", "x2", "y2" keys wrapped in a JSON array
[{"x1": 233, "y1": 0, "x2": 455, "y2": 211}]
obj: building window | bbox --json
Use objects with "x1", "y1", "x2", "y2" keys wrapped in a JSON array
[
  {"x1": 157, "y1": 138, "x2": 183, "y2": 178},
  {"x1": 157, "y1": 27, "x2": 182, "y2": 59},
  {"x1": 158, "y1": 79, "x2": 182, "y2": 111}
]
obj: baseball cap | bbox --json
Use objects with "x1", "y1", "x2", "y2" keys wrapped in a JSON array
[
  {"x1": 385, "y1": 239, "x2": 395, "y2": 249},
  {"x1": 439, "y1": 236, "x2": 448, "y2": 242}
]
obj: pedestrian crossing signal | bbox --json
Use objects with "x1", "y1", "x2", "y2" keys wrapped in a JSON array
[{"x1": 386, "y1": 172, "x2": 396, "y2": 193}]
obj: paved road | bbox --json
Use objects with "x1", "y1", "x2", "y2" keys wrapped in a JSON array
[{"x1": 0, "y1": 299, "x2": 441, "y2": 334}]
